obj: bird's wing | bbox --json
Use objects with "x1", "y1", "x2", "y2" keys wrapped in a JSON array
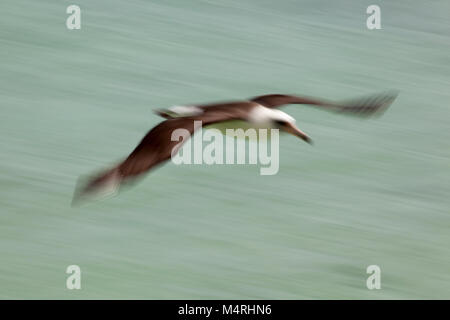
[
  {"x1": 250, "y1": 92, "x2": 398, "y2": 117},
  {"x1": 154, "y1": 101, "x2": 255, "y2": 119},
  {"x1": 73, "y1": 107, "x2": 247, "y2": 204},
  {"x1": 250, "y1": 94, "x2": 330, "y2": 108}
]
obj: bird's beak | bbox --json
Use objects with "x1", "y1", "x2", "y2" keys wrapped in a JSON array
[{"x1": 281, "y1": 122, "x2": 313, "y2": 144}]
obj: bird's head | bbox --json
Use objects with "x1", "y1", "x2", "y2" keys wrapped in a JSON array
[{"x1": 271, "y1": 110, "x2": 313, "y2": 144}]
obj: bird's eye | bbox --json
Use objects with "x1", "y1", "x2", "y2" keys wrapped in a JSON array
[{"x1": 274, "y1": 120, "x2": 285, "y2": 127}]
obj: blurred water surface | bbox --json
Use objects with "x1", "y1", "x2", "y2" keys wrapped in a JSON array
[{"x1": 1, "y1": 0, "x2": 450, "y2": 298}]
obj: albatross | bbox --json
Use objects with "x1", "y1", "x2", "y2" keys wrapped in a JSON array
[{"x1": 72, "y1": 92, "x2": 397, "y2": 204}]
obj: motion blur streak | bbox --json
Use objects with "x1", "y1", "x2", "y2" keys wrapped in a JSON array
[{"x1": 0, "y1": 0, "x2": 449, "y2": 299}]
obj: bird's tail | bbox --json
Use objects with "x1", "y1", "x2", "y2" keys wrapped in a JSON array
[
  {"x1": 331, "y1": 91, "x2": 399, "y2": 117},
  {"x1": 72, "y1": 167, "x2": 122, "y2": 206}
]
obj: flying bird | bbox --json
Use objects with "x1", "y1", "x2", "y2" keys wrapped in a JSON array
[{"x1": 72, "y1": 92, "x2": 397, "y2": 204}]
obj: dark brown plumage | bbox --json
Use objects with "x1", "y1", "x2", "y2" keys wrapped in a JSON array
[
  {"x1": 72, "y1": 91, "x2": 397, "y2": 204},
  {"x1": 251, "y1": 92, "x2": 397, "y2": 116}
]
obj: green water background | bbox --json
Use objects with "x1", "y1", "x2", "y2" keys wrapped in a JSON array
[{"x1": 1, "y1": 0, "x2": 449, "y2": 299}]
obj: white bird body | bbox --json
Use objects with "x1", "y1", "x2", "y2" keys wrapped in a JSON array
[
  {"x1": 171, "y1": 104, "x2": 297, "y2": 139},
  {"x1": 207, "y1": 105, "x2": 296, "y2": 139}
]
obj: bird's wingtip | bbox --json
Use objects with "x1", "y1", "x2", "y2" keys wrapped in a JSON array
[
  {"x1": 336, "y1": 90, "x2": 399, "y2": 118},
  {"x1": 71, "y1": 169, "x2": 122, "y2": 206}
]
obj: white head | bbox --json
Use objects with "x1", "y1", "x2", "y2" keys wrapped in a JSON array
[
  {"x1": 248, "y1": 105, "x2": 312, "y2": 144},
  {"x1": 248, "y1": 105, "x2": 295, "y2": 125}
]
